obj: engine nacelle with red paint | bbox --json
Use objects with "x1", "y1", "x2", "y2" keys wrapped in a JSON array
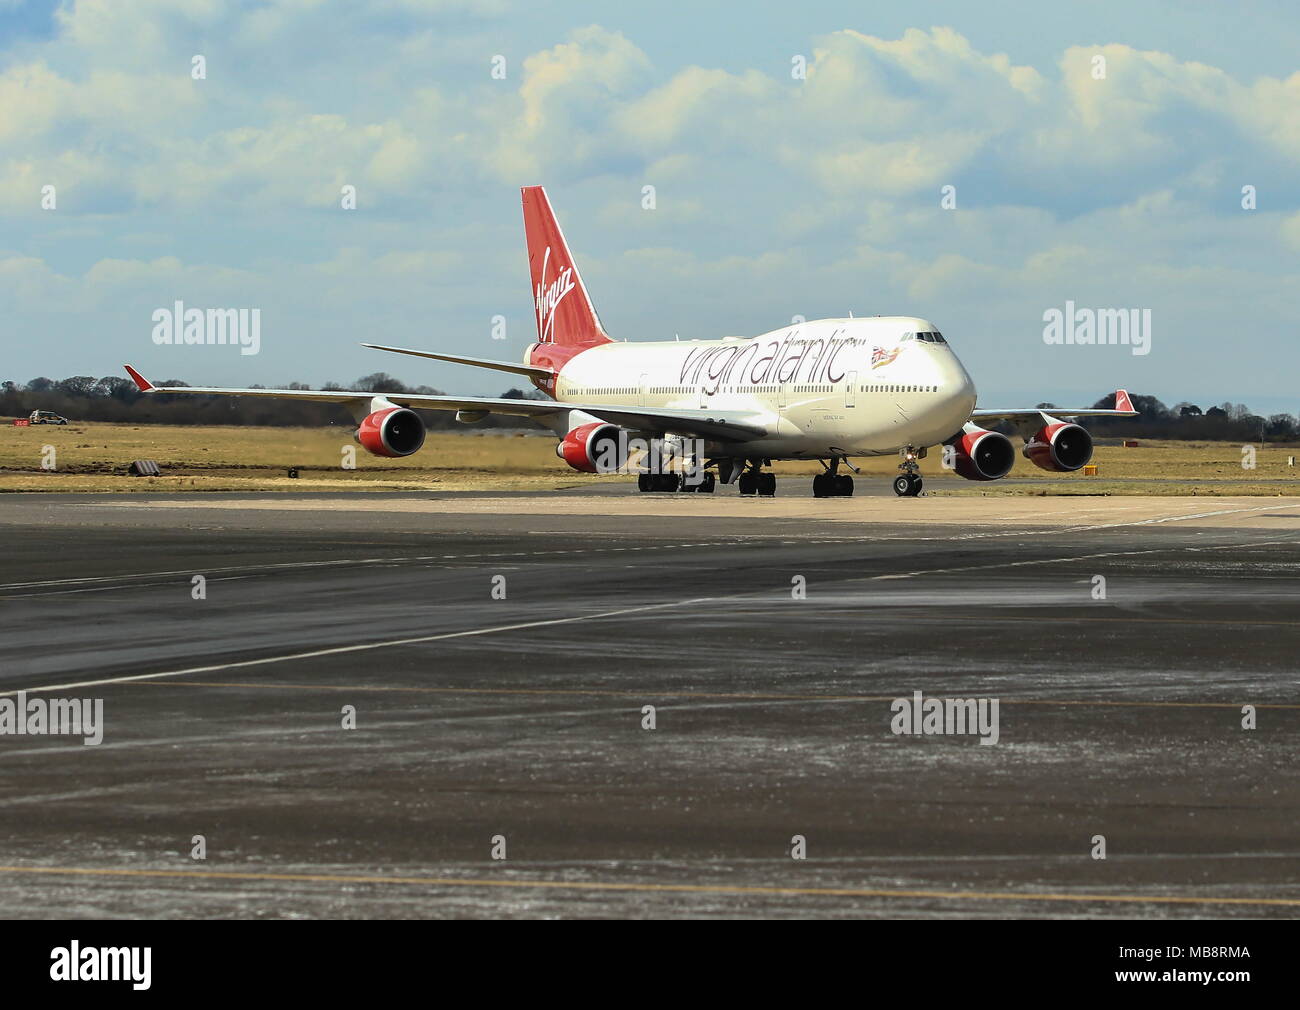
[
  {"x1": 1023, "y1": 421, "x2": 1093, "y2": 472},
  {"x1": 354, "y1": 407, "x2": 426, "y2": 458},
  {"x1": 556, "y1": 422, "x2": 627, "y2": 473},
  {"x1": 948, "y1": 426, "x2": 1016, "y2": 481}
]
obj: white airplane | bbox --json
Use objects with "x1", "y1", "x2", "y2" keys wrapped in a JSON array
[{"x1": 124, "y1": 185, "x2": 1137, "y2": 497}]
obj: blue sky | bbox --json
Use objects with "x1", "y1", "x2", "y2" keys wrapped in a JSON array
[{"x1": 1, "y1": 0, "x2": 1298, "y2": 414}]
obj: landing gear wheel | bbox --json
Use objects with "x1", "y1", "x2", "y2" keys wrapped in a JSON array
[
  {"x1": 700, "y1": 473, "x2": 716, "y2": 493},
  {"x1": 834, "y1": 475, "x2": 854, "y2": 497},
  {"x1": 738, "y1": 473, "x2": 757, "y2": 496},
  {"x1": 640, "y1": 473, "x2": 681, "y2": 492},
  {"x1": 758, "y1": 473, "x2": 776, "y2": 497},
  {"x1": 812, "y1": 473, "x2": 832, "y2": 498},
  {"x1": 893, "y1": 474, "x2": 922, "y2": 497}
]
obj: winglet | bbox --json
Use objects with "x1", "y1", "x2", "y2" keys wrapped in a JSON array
[
  {"x1": 1114, "y1": 388, "x2": 1134, "y2": 413},
  {"x1": 124, "y1": 365, "x2": 154, "y2": 392}
]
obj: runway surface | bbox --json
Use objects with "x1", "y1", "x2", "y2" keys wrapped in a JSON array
[{"x1": 0, "y1": 487, "x2": 1297, "y2": 918}]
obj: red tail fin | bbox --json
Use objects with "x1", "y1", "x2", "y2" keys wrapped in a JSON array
[{"x1": 522, "y1": 186, "x2": 611, "y2": 347}]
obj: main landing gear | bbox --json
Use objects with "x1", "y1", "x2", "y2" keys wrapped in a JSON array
[
  {"x1": 637, "y1": 471, "x2": 716, "y2": 493},
  {"x1": 812, "y1": 457, "x2": 856, "y2": 498},
  {"x1": 738, "y1": 460, "x2": 776, "y2": 497},
  {"x1": 893, "y1": 446, "x2": 923, "y2": 497}
]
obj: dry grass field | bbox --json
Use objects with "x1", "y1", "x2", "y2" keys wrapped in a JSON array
[{"x1": 0, "y1": 421, "x2": 1296, "y2": 494}]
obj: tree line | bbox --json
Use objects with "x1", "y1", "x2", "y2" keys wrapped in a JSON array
[
  {"x1": 3, "y1": 375, "x2": 1297, "y2": 442},
  {"x1": 1030, "y1": 393, "x2": 1299, "y2": 443}
]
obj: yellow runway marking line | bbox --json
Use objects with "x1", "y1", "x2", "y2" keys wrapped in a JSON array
[
  {"x1": 0, "y1": 864, "x2": 1296, "y2": 908},
  {"x1": 125, "y1": 680, "x2": 1300, "y2": 710}
]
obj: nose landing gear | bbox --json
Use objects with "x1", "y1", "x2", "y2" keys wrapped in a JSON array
[
  {"x1": 892, "y1": 474, "x2": 922, "y2": 496},
  {"x1": 893, "y1": 447, "x2": 923, "y2": 496}
]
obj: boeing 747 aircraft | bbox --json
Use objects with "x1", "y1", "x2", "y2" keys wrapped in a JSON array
[{"x1": 125, "y1": 186, "x2": 1137, "y2": 497}]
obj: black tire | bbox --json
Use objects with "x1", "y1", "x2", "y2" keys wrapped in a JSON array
[
  {"x1": 909, "y1": 476, "x2": 923, "y2": 496},
  {"x1": 638, "y1": 473, "x2": 651, "y2": 493},
  {"x1": 700, "y1": 474, "x2": 716, "y2": 493},
  {"x1": 835, "y1": 475, "x2": 854, "y2": 497},
  {"x1": 892, "y1": 475, "x2": 912, "y2": 497},
  {"x1": 812, "y1": 473, "x2": 831, "y2": 498},
  {"x1": 738, "y1": 473, "x2": 757, "y2": 496},
  {"x1": 758, "y1": 473, "x2": 776, "y2": 497}
]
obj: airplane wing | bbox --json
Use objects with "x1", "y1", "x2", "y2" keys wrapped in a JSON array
[
  {"x1": 565, "y1": 405, "x2": 767, "y2": 441},
  {"x1": 123, "y1": 366, "x2": 767, "y2": 441},
  {"x1": 359, "y1": 343, "x2": 554, "y2": 380},
  {"x1": 971, "y1": 388, "x2": 1139, "y2": 425}
]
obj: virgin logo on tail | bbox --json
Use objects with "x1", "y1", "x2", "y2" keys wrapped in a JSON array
[{"x1": 534, "y1": 246, "x2": 576, "y2": 344}]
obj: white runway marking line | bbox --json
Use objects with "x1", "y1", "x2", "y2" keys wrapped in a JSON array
[
  {"x1": 0, "y1": 541, "x2": 741, "y2": 594},
  {"x1": 4, "y1": 514, "x2": 1293, "y2": 598},
  {"x1": 912, "y1": 501, "x2": 1300, "y2": 543},
  {"x1": 0, "y1": 594, "x2": 729, "y2": 699},
  {"x1": 0, "y1": 574, "x2": 264, "y2": 601},
  {"x1": 862, "y1": 530, "x2": 1300, "y2": 581},
  {"x1": 871, "y1": 548, "x2": 1165, "y2": 580}
]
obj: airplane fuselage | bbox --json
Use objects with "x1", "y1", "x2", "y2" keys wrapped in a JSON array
[{"x1": 537, "y1": 316, "x2": 978, "y2": 459}]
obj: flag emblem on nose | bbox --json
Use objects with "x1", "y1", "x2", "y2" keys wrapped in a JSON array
[{"x1": 871, "y1": 346, "x2": 900, "y2": 368}]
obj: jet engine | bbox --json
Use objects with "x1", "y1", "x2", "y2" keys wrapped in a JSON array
[
  {"x1": 1023, "y1": 421, "x2": 1093, "y2": 472},
  {"x1": 948, "y1": 425, "x2": 1016, "y2": 481},
  {"x1": 556, "y1": 422, "x2": 628, "y2": 473},
  {"x1": 354, "y1": 407, "x2": 426, "y2": 458}
]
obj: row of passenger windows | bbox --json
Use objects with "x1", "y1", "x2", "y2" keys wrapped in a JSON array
[{"x1": 571, "y1": 383, "x2": 940, "y2": 397}]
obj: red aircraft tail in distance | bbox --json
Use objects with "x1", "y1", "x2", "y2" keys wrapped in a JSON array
[
  {"x1": 124, "y1": 364, "x2": 154, "y2": 392},
  {"x1": 522, "y1": 186, "x2": 612, "y2": 349}
]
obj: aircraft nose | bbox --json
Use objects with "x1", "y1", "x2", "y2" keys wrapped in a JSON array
[{"x1": 931, "y1": 348, "x2": 977, "y2": 412}]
